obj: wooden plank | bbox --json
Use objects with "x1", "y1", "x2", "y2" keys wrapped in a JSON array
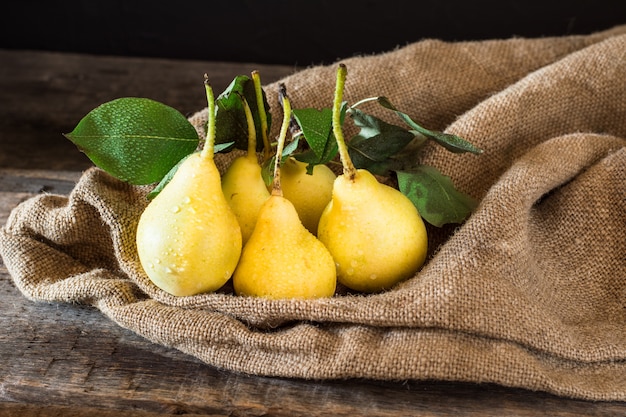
[
  {"x1": 0, "y1": 170, "x2": 81, "y2": 225},
  {"x1": 0, "y1": 169, "x2": 81, "y2": 194},
  {"x1": 2, "y1": 169, "x2": 626, "y2": 416}
]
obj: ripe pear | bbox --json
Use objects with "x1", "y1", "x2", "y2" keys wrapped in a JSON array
[
  {"x1": 279, "y1": 157, "x2": 336, "y2": 235},
  {"x1": 317, "y1": 63, "x2": 428, "y2": 293},
  {"x1": 233, "y1": 194, "x2": 337, "y2": 299},
  {"x1": 222, "y1": 153, "x2": 270, "y2": 243},
  {"x1": 135, "y1": 77, "x2": 242, "y2": 296},
  {"x1": 233, "y1": 92, "x2": 336, "y2": 299},
  {"x1": 221, "y1": 74, "x2": 271, "y2": 244},
  {"x1": 136, "y1": 152, "x2": 242, "y2": 296},
  {"x1": 317, "y1": 168, "x2": 427, "y2": 292}
]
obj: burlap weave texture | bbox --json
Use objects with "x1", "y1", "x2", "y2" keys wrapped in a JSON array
[{"x1": 2, "y1": 26, "x2": 625, "y2": 401}]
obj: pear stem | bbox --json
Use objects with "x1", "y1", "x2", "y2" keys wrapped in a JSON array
[
  {"x1": 271, "y1": 92, "x2": 292, "y2": 196},
  {"x1": 239, "y1": 94, "x2": 258, "y2": 161},
  {"x1": 332, "y1": 64, "x2": 357, "y2": 181},
  {"x1": 252, "y1": 70, "x2": 271, "y2": 161},
  {"x1": 201, "y1": 74, "x2": 216, "y2": 160},
  {"x1": 350, "y1": 96, "x2": 379, "y2": 109}
]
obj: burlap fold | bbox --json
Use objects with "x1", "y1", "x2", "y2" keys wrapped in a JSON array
[{"x1": 2, "y1": 26, "x2": 625, "y2": 401}]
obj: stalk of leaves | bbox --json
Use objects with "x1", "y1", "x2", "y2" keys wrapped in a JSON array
[
  {"x1": 287, "y1": 94, "x2": 483, "y2": 227},
  {"x1": 64, "y1": 76, "x2": 266, "y2": 192},
  {"x1": 64, "y1": 72, "x2": 482, "y2": 226}
]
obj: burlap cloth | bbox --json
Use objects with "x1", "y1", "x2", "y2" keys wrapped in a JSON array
[{"x1": 2, "y1": 25, "x2": 625, "y2": 401}]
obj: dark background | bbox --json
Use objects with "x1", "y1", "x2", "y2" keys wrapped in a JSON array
[{"x1": 1, "y1": 1, "x2": 625, "y2": 66}]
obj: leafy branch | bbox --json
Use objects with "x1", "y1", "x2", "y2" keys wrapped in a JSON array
[
  {"x1": 65, "y1": 73, "x2": 483, "y2": 226},
  {"x1": 285, "y1": 94, "x2": 483, "y2": 227}
]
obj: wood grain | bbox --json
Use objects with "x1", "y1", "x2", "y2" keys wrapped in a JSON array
[
  {"x1": 2, "y1": 246, "x2": 625, "y2": 417},
  {"x1": 1, "y1": 50, "x2": 625, "y2": 416}
]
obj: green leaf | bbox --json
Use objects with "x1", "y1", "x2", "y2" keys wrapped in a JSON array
[
  {"x1": 64, "y1": 97, "x2": 199, "y2": 185},
  {"x1": 214, "y1": 75, "x2": 271, "y2": 152},
  {"x1": 397, "y1": 166, "x2": 477, "y2": 227},
  {"x1": 347, "y1": 108, "x2": 415, "y2": 174},
  {"x1": 292, "y1": 107, "x2": 338, "y2": 166},
  {"x1": 292, "y1": 107, "x2": 333, "y2": 158},
  {"x1": 292, "y1": 105, "x2": 345, "y2": 167},
  {"x1": 377, "y1": 96, "x2": 483, "y2": 155},
  {"x1": 281, "y1": 135, "x2": 301, "y2": 158}
]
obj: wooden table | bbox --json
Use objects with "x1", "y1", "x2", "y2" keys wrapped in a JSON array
[{"x1": 1, "y1": 49, "x2": 625, "y2": 417}]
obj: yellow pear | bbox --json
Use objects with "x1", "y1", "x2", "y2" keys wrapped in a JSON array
[
  {"x1": 221, "y1": 72, "x2": 271, "y2": 244},
  {"x1": 279, "y1": 157, "x2": 336, "y2": 235},
  {"x1": 233, "y1": 92, "x2": 336, "y2": 299},
  {"x1": 318, "y1": 169, "x2": 427, "y2": 292},
  {"x1": 317, "y1": 64, "x2": 428, "y2": 293},
  {"x1": 222, "y1": 153, "x2": 270, "y2": 243},
  {"x1": 136, "y1": 77, "x2": 242, "y2": 296},
  {"x1": 233, "y1": 194, "x2": 337, "y2": 299}
]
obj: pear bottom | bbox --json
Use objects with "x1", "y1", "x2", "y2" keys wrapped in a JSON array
[{"x1": 318, "y1": 169, "x2": 428, "y2": 293}]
